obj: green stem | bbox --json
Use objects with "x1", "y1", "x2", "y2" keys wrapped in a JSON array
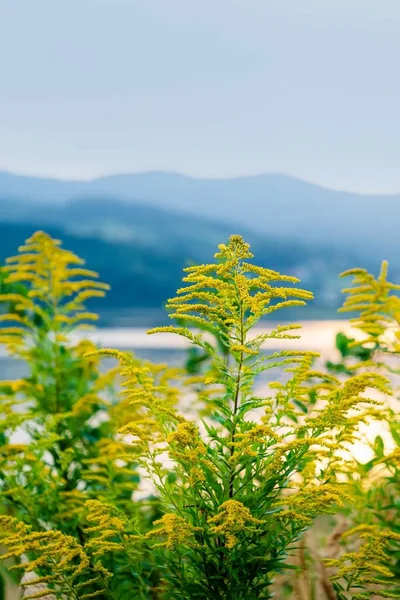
[{"x1": 228, "y1": 299, "x2": 244, "y2": 499}]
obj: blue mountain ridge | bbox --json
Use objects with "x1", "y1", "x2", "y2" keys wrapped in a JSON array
[{"x1": 0, "y1": 170, "x2": 397, "y2": 263}]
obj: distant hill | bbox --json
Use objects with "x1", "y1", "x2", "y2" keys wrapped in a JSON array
[
  {"x1": 0, "y1": 216, "x2": 361, "y2": 325},
  {"x1": 0, "y1": 170, "x2": 398, "y2": 267},
  {"x1": 0, "y1": 170, "x2": 394, "y2": 324},
  {"x1": 0, "y1": 195, "x2": 241, "y2": 254}
]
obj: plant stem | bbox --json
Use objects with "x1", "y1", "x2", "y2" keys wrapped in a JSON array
[{"x1": 228, "y1": 299, "x2": 244, "y2": 498}]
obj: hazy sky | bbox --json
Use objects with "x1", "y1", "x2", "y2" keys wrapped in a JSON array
[{"x1": 1, "y1": 0, "x2": 399, "y2": 192}]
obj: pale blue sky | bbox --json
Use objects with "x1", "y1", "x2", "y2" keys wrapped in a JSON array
[{"x1": 0, "y1": 0, "x2": 399, "y2": 192}]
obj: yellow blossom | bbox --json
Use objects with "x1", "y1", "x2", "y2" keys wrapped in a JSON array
[
  {"x1": 208, "y1": 500, "x2": 263, "y2": 549},
  {"x1": 146, "y1": 514, "x2": 201, "y2": 550}
]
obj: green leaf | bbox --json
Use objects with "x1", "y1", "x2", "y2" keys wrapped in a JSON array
[
  {"x1": 336, "y1": 332, "x2": 351, "y2": 357},
  {"x1": 390, "y1": 424, "x2": 400, "y2": 447},
  {"x1": 166, "y1": 471, "x2": 178, "y2": 484},
  {"x1": 293, "y1": 399, "x2": 308, "y2": 414},
  {"x1": 373, "y1": 435, "x2": 385, "y2": 458}
]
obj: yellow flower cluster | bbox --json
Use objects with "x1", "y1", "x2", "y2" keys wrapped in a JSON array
[
  {"x1": 326, "y1": 524, "x2": 400, "y2": 587},
  {"x1": 0, "y1": 231, "x2": 109, "y2": 353},
  {"x1": 229, "y1": 424, "x2": 280, "y2": 462},
  {"x1": 276, "y1": 484, "x2": 346, "y2": 525},
  {"x1": 0, "y1": 516, "x2": 107, "y2": 598},
  {"x1": 84, "y1": 500, "x2": 139, "y2": 559},
  {"x1": 166, "y1": 420, "x2": 216, "y2": 484},
  {"x1": 148, "y1": 234, "x2": 314, "y2": 350},
  {"x1": 145, "y1": 514, "x2": 201, "y2": 550},
  {"x1": 305, "y1": 371, "x2": 389, "y2": 434},
  {"x1": 166, "y1": 420, "x2": 199, "y2": 446},
  {"x1": 208, "y1": 500, "x2": 263, "y2": 549},
  {"x1": 340, "y1": 260, "x2": 400, "y2": 351}
]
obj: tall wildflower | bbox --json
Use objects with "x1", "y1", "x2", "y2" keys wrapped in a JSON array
[
  {"x1": 0, "y1": 515, "x2": 109, "y2": 599},
  {"x1": 100, "y1": 235, "x2": 388, "y2": 599},
  {"x1": 323, "y1": 262, "x2": 400, "y2": 597},
  {"x1": 0, "y1": 232, "x2": 152, "y2": 597}
]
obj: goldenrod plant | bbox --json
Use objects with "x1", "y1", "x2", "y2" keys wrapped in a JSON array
[
  {"x1": 274, "y1": 262, "x2": 400, "y2": 600},
  {"x1": 0, "y1": 233, "x2": 158, "y2": 598},
  {"x1": 0, "y1": 232, "x2": 397, "y2": 599},
  {"x1": 322, "y1": 262, "x2": 400, "y2": 599},
  {"x1": 94, "y1": 236, "x2": 390, "y2": 599}
]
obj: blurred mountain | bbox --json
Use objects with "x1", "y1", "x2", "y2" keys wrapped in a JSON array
[
  {"x1": 0, "y1": 170, "x2": 393, "y2": 324},
  {"x1": 0, "y1": 171, "x2": 83, "y2": 204},
  {"x1": 0, "y1": 170, "x2": 398, "y2": 265},
  {"x1": 0, "y1": 215, "x2": 360, "y2": 325}
]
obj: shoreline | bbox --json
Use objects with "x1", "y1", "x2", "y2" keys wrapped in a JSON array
[
  {"x1": 72, "y1": 320, "x2": 359, "y2": 350},
  {"x1": 0, "y1": 320, "x2": 360, "y2": 357}
]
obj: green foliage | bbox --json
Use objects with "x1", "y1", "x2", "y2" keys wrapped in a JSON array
[
  {"x1": 326, "y1": 332, "x2": 375, "y2": 375},
  {"x1": 96, "y1": 236, "x2": 390, "y2": 599},
  {"x1": 0, "y1": 232, "x2": 398, "y2": 600},
  {"x1": 321, "y1": 261, "x2": 400, "y2": 599},
  {"x1": 0, "y1": 232, "x2": 158, "y2": 597}
]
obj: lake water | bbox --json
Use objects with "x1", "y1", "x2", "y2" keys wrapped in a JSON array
[
  {"x1": 0, "y1": 320, "x2": 397, "y2": 505},
  {"x1": 0, "y1": 321, "x2": 358, "y2": 380}
]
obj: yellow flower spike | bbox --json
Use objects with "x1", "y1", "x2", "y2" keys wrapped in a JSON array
[
  {"x1": 0, "y1": 516, "x2": 105, "y2": 596},
  {"x1": 146, "y1": 514, "x2": 202, "y2": 550},
  {"x1": 147, "y1": 235, "x2": 314, "y2": 368},
  {"x1": 230, "y1": 344, "x2": 258, "y2": 355},
  {"x1": 339, "y1": 260, "x2": 400, "y2": 355},
  {"x1": 0, "y1": 230, "x2": 109, "y2": 354},
  {"x1": 229, "y1": 424, "x2": 281, "y2": 462},
  {"x1": 208, "y1": 500, "x2": 263, "y2": 549},
  {"x1": 166, "y1": 421, "x2": 199, "y2": 446}
]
